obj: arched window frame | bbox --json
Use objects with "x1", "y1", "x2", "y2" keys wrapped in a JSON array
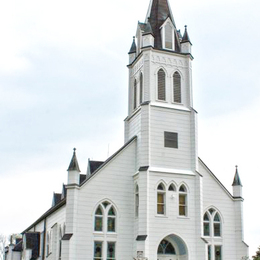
[
  {"x1": 203, "y1": 208, "x2": 222, "y2": 238},
  {"x1": 157, "y1": 239, "x2": 176, "y2": 255},
  {"x1": 178, "y1": 184, "x2": 188, "y2": 217},
  {"x1": 173, "y1": 71, "x2": 181, "y2": 103},
  {"x1": 93, "y1": 201, "x2": 117, "y2": 260},
  {"x1": 168, "y1": 183, "x2": 176, "y2": 192},
  {"x1": 157, "y1": 183, "x2": 166, "y2": 215},
  {"x1": 157, "y1": 68, "x2": 166, "y2": 101},
  {"x1": 139, "y1": 73, "x2": 143, "y2": 105},
  {"x1": 135, "y1": 184, "x2": 139, "y2": 217}
]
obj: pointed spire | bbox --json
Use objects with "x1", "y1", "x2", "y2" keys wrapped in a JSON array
[
  {"x1": 145, "y1": 0, "x2": 176, "y2": 49},
  {"x1": 128, "y1": 36, "x2": 137, "y2": 54},
  {"x1": 232, "y1": 165, "x2": 242, "y2": 186},
  {"x1": 67, "y1": 148, "x2": 81, "y2": 172},
  {"x1": 182, "y1": 25, "x2": 191, "y2": 44}
]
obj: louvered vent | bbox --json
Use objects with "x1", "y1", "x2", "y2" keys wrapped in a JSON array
[
  {"x1": 165, "y1": 23, "x2": 173, "y2": 49},
  {"x1": 140, "y1": 73, "x2": 143, "y2": 104},
  {"x1": 173, "y1": 72, "x2": 181, "y2": 103},
  {"x1": 133, "y1": 80, "x2": 137, "y2": 110},
  {"x1": 158, "y1": 69, "x2": 166, "y2": 101},
  {"x1": 164, "y1": 132, "x2": 178, "y2": 148}
]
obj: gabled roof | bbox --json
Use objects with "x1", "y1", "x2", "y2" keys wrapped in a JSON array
[
  {"x1": 67, "y1": 148, "x2": 81, "y2": 172},
  {"x1": 13, "y1": 240, "x2": 23, "y2": 252},
  {"x1": 145, "y1": 0, "x2": 176, "y2": 49},
  {"x1": 89, "y1": 160, "x2": 104, "y2": 174},
  {"x1": 80, "y1": 174, "x2": 87, "y2": 184},
  {"x1": 232, "y1": 166, "x2": 242, "y2": 186},
  {"x1": 52, "y1": 193, "x2": 62, "y2": 206}
]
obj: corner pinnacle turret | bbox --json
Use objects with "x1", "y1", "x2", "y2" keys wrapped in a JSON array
[
  {"x1": 232, "y1": 165, "x2": 242, "y2": 186},
  {"x1": 67, "y1": 148, "x2": 81, "y2": 172}
]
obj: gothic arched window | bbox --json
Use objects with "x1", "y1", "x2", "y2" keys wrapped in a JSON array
[
  {"x1": 157, "y1": 183, "x2": 166, "y2": 215},
  {"x1": 133, "y1": 79, "x2": 137, "y2": 110},
  {"x1": 140, "y1": 73, "x2": 143, "y2": 104},
  {"x1": 93, "y1": 202, "x2": 117, "y2": 260},
  {"x1": 203, "y1": 208, "x2": 222, "y2": 237},
  {"x1": 158, "y1": 239, "x2": 176, "y2": 255},
  {"x1": 168, "y1": 183, "x2": 176, "y2": 191},
  {"x1": 158, "y1": 69, "x2": 166, "y2": 101},
  {"x1": 173, "y1": 71, "x2": 181, "y2": 103},
  {"x1": 203, "y1": 212, "x2": 210, "y2": 236},
  {"x1": 94, "y1": 206, "x2": 103, "y2": 232},
  {"x1": 179, "y1": 184, "x2": 187, "y2": 216}
]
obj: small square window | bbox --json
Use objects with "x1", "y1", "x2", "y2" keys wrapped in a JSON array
[{"x1": 164, "y1": 132, "x2": 178, "y2": 148}]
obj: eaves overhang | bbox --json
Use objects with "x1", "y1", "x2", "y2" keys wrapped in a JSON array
[{"x1": 22, "y1": 199, "x2": 66, "y2": 234}]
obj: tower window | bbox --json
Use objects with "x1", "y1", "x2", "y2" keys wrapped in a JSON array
[
  {"x1": 165, "y1": 23, "x2": 173, "y2": 49},
  {"x1": 158, "y1": 69, "x2": 166, "y2": 101},
  {"x1": 94, "y1": 241, "x2": 103, "y2": 260},
  {"x1": 140, "y1": 73, "x2": 143, "y2": 104},
  {"x1": 173, "y1": 72, "x2": 181, "y2": 103},
  {"x1": 133, "y1": 79, "x2": 137, "y2": 110},
  {"x1": 164, "y1": 132, "x2": 178, "y2": 148}
]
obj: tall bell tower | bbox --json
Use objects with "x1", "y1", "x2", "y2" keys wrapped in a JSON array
[{"x1": 125, "y1": 0, "x2": 198, "y2": 174}]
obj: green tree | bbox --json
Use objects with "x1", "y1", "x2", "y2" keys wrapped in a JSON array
[{"x1": 253, "y1": 246, "x2": 260, "y2": 260}]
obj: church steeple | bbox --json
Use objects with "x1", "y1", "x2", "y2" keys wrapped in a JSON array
[{"x1": 145, "y1": 0, "x2": 176, "y2": 49}]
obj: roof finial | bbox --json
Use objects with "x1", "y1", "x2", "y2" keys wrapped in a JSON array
[{"x1": 73, "y1": 148, "x2": 76, "y2": 152}]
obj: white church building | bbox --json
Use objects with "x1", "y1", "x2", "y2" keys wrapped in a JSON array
[{"x1": 5, "y1": 0, "x2": 249, "y2": 259}]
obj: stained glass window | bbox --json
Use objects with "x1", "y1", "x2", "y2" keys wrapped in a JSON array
[
  {"x1": 215, "y1": 246, "x2": 222, "y2": 260},
  {"x1": 107, "y1": 242, "x2": 116, "y2": 260},
  {"x1": 214, "y1": 213, "x2": 221, "y2": 237},
  {"x1": 157, "y1": 240, "x2": 176, "y2": 255},
  {"x1": 204, "y1": 213, "x2": 210, "y2": 236},
  {"x1": 108, "y1": 207, "x2": 116, "y2": 232},
  {"x1": 94, "y1": 241, "x2": 102, "y2": 260},
  {"x1": 95, "y1": 206, "x2": 103, "y2": 232}
]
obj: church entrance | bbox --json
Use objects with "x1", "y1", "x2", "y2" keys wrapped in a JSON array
[{"x1": 157, "y1": 234, "x2": 188, "y2": 260}]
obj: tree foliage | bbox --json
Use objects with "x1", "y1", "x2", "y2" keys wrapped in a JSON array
[
  {"x1": 0, "y1": 234, "x2": 8, "y2": 260},
  {"x1": 253, "y1": 246, "x2": 260, "y2": 260}
]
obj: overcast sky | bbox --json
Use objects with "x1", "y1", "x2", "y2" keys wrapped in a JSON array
[{"x1": 1, "y1": 0, "x2": 260, "y2": 257}]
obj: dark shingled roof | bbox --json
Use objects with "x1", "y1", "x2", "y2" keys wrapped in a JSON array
[
  {"x1": 128, "y1": 37, "x2": 137, "y2": 54},
  {"x1": 13, "y1": 240, "x2": 23, "y2": 252},
  {"x1": 80, "y1": 174, "x2": 87, "y2": 184},
  {"x1": 89, "y1": 160, "x2": 104, "y2": 174},
  {"x1": 61, "y1": 183, "x2": 67, "y2": 200},
  {"x1": 146, "y1": 0, "x2": 175, "y2": 49},
  {"x1": 25, "y1": 232, "x2": 40, "y2": 259},
  {"x1": 232, "y1": 166, "x2": 242, "y2": 186},
  {"x1": 182, "y1": 25, "x2": 191, "y2": 44},
  {"x1": 67, "y1": 148, "x2": 81, "y2": 172},
  {"x1": 52, "y1": 193, "x2": 62, "y2": 206}
]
